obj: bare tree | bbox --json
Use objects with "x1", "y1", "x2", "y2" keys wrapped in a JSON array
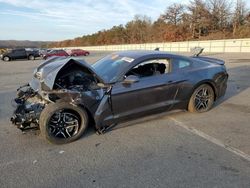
[
  {"x1": 188, "y1": 0, "x2": 212, "y2": 38},
  {"x1": 233, "y1": 0, "x2": 247, "y2": 35},
  {"x1": 125, "y1": 15, "x2": 152, "y2": 43},
  {"x1": 161, "y1": 3, "x2": 185, "y2": 26},
  {"x1": 207, "y1": 0, "x2": 231, "y2": 31}
]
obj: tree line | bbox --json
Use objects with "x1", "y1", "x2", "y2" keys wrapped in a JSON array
[{"x1": 49, "y1": 0, "x2": 250, "y2": 48}]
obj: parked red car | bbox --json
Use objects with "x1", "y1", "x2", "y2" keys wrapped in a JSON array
[
  {"x1": 43, "y1": 50, "x2": 69, "y2": 59},
  {"x1": 68, "y1": 49, "x2": 90, "y2": 56}
]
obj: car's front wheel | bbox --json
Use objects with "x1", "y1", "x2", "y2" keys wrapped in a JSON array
[
  {"x1": 3, "y1": 56, "x2": 10, "y2": 61},
  {"x1": 39, "y1": 102, "x2": 88, "y2": 144},
  {"x1": 188, "y1": 84, "x2": 215, "y2": 113},
  {"x1": 28, "y1": 55, "x2": 35, "y2": 60}
]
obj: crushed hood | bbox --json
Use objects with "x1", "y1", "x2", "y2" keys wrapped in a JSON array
[{"x1": 30, "y1": 57, "x2": 104, "y2": 91}]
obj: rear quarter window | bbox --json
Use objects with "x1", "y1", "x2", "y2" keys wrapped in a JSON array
[
  {"x1": 171, "y1": 58, "x2": 192, "y2": 72},
  {"x1": 192, "y1": 58, "x2": 211, "y2": 68}
]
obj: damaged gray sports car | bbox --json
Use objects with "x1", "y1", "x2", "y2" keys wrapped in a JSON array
[{"x1": 11, "y1": 50, "x2": 228, "y2": 144}]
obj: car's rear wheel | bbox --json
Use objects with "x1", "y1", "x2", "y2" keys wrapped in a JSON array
[
  {"x1": 39, "y1": 102, "x2": 88, "y2": 144},
  {"x1": 85, "y1": 52, "x2": 89, "y2": 56},
  {"x1": 28, "y1": 55, "x2": 35, "y2": 60},
  {"x1": 188, "y1": 84, "x2": 215, "y2": 113},
  {"x1": 3, "y1": 56, "x2": 10, "y2": 61}
]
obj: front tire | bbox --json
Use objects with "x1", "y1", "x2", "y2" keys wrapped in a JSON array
[
  {"x1": 188, "y1": 84, "x2": 215, "y2": 113},
  {"x1": 3, "y1": 56, "x2": 10, "y2": 61},
  {"x1": 39, "y1": 102, "x2": 88, "y2": 144},
  {"x1": 28, "y1": 55, "x2": 35, "y2": 60}
]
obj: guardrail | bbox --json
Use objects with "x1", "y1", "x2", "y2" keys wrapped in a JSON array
[{"x1": 63, "y1": 38, "x2": 250, "y2": 53}]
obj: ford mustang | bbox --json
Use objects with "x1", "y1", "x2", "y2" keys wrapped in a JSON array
[{"x1": 10, "y1": 50, "x2": 228, "y2": 144}]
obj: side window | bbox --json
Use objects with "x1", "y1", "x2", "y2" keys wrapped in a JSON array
[
  {"x1": 15, "y1": 49, "x2": 23, "y2": 54},
  {"x1": 20, "y1": 49, "x2": 26, "y2": 54},
  {"x1": 126, "y1": 58, "x2": 170, "y2": 78},
  {"x1": 171, "y1": 58, "x2": 191, "y2": 72}
]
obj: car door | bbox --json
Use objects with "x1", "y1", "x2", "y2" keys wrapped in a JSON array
[
  {"x1": 58, "y1": 50, "x2": 67, "y2": 57},
  {"x1": 19, "y1": 49, "x2": 27, "y2": 59},
  {"x1": 110, "y1": 58, "x2": 182, "y2": 123},
  {"x1": 11, "y1": 50, "x2": 20, "y2": 59},
  {"x1": 13, "y1": 49, "x2": 26, "y2": 59},
  {"x1": 58, "y1": 50, "x2": 64, "y2": 56}
]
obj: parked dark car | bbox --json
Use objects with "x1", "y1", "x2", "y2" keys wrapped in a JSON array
[
  {"x1": 43, "y1": 49, "x2": 69, "y2": 59},
  {"x1": 68, "y1": 49, "x2": 90, "y2": 56},
  {"x1": 11, "y1": 50, "x2": 228, "y2": 144},
  {"x1": 1, "y1": 48, "x2": 40, "y2": 61}
]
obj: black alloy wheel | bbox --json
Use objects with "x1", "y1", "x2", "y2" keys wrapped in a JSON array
[
  {"x1": 39, "y1": 102, "x2": 88, "y2": 144},
  {"x1": 188, "y1": 84, "x2": 215, "y2": 113}
]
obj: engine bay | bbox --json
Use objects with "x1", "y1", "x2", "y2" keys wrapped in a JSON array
[{"x1": 53, "y1": 64, "x2": 98, "y2": 92}]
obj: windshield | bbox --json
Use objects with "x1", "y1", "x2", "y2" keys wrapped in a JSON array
[
  {"x1": 48, "y1": 50, "x2": 56, "y2": 54},
  {"x1": 92, "y1": 54, "x2": 134, "y2": 83}
]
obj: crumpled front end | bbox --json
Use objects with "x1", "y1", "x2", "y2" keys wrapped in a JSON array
[{"x1": 10, "y1": 57, "x2": 105, "y2": 132}]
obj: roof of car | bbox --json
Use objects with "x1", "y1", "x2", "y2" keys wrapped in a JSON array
[{"x1": 113, "y1": 50, "x2": 183, "y2": 59}]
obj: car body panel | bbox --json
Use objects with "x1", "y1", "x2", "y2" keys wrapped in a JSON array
[{"x1": 111, "y1": 72, "x2": 185, "y2": 123}]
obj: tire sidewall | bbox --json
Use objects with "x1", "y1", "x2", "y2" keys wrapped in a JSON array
[
  {"x1": 29, "y1": 55, "x2": 35, "y2": 60},
  {"x1": 3, "y1": 56, "x2": 10, "y2": 61},
  {"x1": 188, "y1": 84, "x2": 214, "y2": 113},
  {"x1": 40, "y1": 102, "x2": 88, "y2": 144}
]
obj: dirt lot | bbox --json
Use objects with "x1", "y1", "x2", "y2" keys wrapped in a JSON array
[{"x1": 0, "y1": 52, "x2": 250, "y2": 188}]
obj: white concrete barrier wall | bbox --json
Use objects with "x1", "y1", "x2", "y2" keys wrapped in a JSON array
[{"x1": 63, "y1": 38, "x2": 250, "y2": 53}]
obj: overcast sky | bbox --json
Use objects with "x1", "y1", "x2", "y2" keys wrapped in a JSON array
[{"x1": 0, "y1": 0, "x2": 246, "y2": 41}]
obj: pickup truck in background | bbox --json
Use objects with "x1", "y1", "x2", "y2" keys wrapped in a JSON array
[{"x1": 0, "y1": 48, "x2": 40, "y2": 61}]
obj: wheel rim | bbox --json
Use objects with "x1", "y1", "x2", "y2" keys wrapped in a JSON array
[
  {"x1": 194, "y1": 86, "x2": 214, "y2": 112},
  {"x1": 4, "y1": 57, "x2": 9, "y2": 61},
  {"x1": 48, "y1": 109, "x2": 81, "y2": 139}
]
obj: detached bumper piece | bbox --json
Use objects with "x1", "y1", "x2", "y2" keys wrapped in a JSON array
[{"x1": 10, "y1": 84, "x2": 45, "y2": 131}]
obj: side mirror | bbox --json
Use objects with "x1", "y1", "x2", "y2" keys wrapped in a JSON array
[{"x1": 123, "y1": 75, "x2": 139, "y2": 84}]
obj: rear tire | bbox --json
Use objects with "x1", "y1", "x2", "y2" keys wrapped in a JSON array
[
  {"x1": 188, "y1": 84, "x2": 214, "y2": 113},
  {"x1": 39, "y1": 102, "x2": 88, "y2": 144}
]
